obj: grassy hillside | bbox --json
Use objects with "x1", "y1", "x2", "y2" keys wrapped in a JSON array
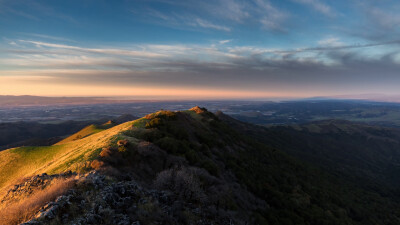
[
  {"x1": 0, "y1": 121, "x2": 94, "y2": 150},
  {"x1": 0, "y1": 114, "x2": 138, "y2": 150},
  {"x1": 0, "y1": 118, "x2": 149, "y2": 193},
  {"x1": 56, "y1": 121, "x2": 116, "y2": 145}
]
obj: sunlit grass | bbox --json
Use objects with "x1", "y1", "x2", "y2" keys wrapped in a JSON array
[
  {"x1": 0, "y1": 119, "x2": 139, "y2": 193},
  {"x1": 56, "y1": 124, "x2": 108, "y2": 145},
  {"x1": 130, "y1": 117, "x2": 150, "y2": 128}
]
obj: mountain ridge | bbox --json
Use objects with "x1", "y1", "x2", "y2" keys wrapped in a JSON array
[{"x1": 1, "y1": 107, "x2": 400, "y2": 224}]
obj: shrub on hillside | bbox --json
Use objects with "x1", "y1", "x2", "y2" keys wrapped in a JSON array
[
  {"x1": 98, "y1": 144, "x2": 138, "y2": 168},
  {"x1": 157, "y1": 110, "x2": 177, "y2": 120},
  {"x1": 155, "y1": 137, "x2": 185, "y2": 154},
  {"x1": 185, "y1": 149, "x2": 200, "y2": 164},
  {"x1": 125, "y1": 128, "x2": 164, "y2": 143},
  {"x1": 100, "y1": 147, "x2": 116, "y2": 158},
  {"x1": 200, "y1": 159, "x2": 219, "y2": 176},
  {"x1": 195, "y1": 131, "x2": 218, "y2": 147},
  {"x1": 145, "y1": 110, "x2": 177, "y2": 121},
  {"x1": 90, "y1": 160, "x2": 104, "y2": 170},
  {"x1": 146, "y1": 118, "x2": 163, "y2": 129},
  {"x1": 154, "y1": 167, "x2": 205, "y2": 202},
  {"x1": 117, "y1": 139, "x2": 129, "y2": 152},
  {"x1": 199, "y1": 144, "x2": 212, "y2": 157},
  {"x1": 117, "y1": 139, "x2": 129, "y2": 147},
  {"x1": 166, "y1": 125, "x2": 189, "y2": 140}
]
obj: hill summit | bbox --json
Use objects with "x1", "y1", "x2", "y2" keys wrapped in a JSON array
[
  {"x1": 0, "y1": 108, "x2": 399, "y2": 224},
  {"x1": 189, "y1": 106, "x2": 208, "y2": 114}
]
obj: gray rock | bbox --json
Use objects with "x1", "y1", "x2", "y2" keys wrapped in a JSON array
[
  {"x1": 20, "y1": 220, "x2": 40, "y2": 225},
  {"x1": 85, "y1": 213, "x2": 101, "y2": 224},
  {"x1": 36, "y1": 204, "x2": 59, "y2": 219}
]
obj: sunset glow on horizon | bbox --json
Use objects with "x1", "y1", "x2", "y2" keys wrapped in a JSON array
[{"x1": 0, "y1": 75, "x2": 313, "y2": 100}]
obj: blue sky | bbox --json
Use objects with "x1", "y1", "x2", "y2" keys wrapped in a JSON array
[{"x1": 0, "y1": 0, "x2": 400, "y2": 99}]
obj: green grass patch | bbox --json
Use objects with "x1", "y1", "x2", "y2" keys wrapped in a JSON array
[{"x1": 131, "y1": 118, "x2": 150, "y2": 128}]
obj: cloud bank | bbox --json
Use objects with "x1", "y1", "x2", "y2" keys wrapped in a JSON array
[{"x1": 1, "y1": 37, "x2": 400, "y2": 97}]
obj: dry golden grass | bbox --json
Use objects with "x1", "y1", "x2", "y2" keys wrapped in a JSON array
[{"x1": 0, "y1": 177, "x2": 76, "y2": 225}]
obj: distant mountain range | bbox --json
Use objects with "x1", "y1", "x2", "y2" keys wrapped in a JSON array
[
  {"x1": 329, "y1": 94, "x2": 400, "y2": 103},
  {"x1": 2, "y1": 94, "x2": 400, "y2": 108},
  {"x1": 0, "y1": 95, "x2": 149, "y2": 107}
]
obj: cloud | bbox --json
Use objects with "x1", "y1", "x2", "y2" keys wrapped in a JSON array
[
  {"x1": 254, "y1": 0, "x2": 289, "y2": 31},
  {"x1": 0, "y1": 0, "x2": 78, "y2": 23},
  {"x1": 2, "y1": 37, "x2": 400, "y2": 96},
  {"x1": 18, "y1": 40, "x2": 168, "y2": 58},
  {"x1": 208, "y1": 0, "x2": 249, "y2": 22},
  {"x1": 8, "y1": 38, "x2": 400, "y2": 66},
  {"x1": 0, "y1": 6, "x2": 39, "y2": 20},
  {"x1": 219, "y1": 39, "x2": 232, "y2": 44},
  {"x1": 139, "y1": 8, "x2": 231, "y2": 32},
  {"x1": 134, "y1": 0, "x2": 288, "y2": 32},
  {"x1": 193, "y1": 18, "x2": 231, "y2": 31},
  {"x1": 346, "y1": 2, "x2": 400, "y2": 41},
  {"x1": 20, "y1": 33, "x2": 77, "y2": 43},
  {"x1": 366, "y1": 7, "x2": 400, "y2": 30},
  {"x1": 293, "y1": 0, "x2": 334, "y2": 17},
  {"x1": 318, "y1": 37, "x2": 344, "y2": 47}
]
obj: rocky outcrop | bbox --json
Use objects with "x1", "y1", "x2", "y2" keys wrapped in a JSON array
[
  {"x1": 1, "y1": 171, "x2": 76, "y2": 204},
  {"x1": 22, "y1": 170, "x2": 251, "y2": 225}
]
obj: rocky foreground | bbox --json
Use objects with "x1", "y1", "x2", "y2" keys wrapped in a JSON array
[{"x1": 11, "y1": 165, "x2": 263, "y2": 225}]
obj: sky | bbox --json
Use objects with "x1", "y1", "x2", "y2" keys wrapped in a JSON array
[{"x1": 1, "y1": 0, "x2": 400, "y2": 99}]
